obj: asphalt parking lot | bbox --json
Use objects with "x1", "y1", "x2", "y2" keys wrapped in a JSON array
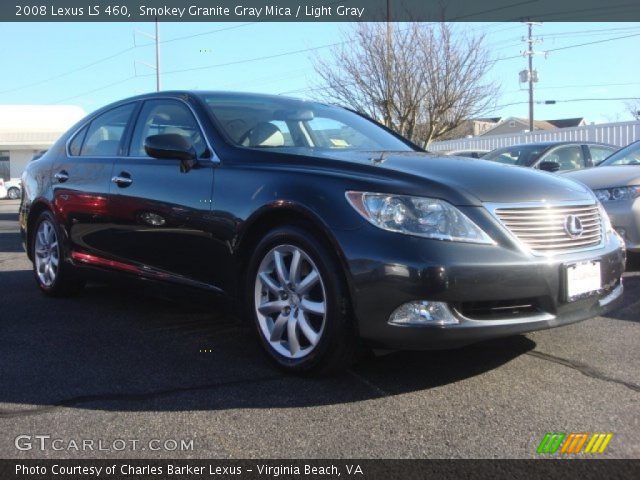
[{"x1": 0, "y1": 199, "x2": 638, "y2": 459}]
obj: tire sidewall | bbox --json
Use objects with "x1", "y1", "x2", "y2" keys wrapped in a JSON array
[
  {"x1": 32, "y1": 210, "x2": 68, "y2": 294},
  {"x1": 246, "y1": 225, "x2": 350, "y2": 373}
]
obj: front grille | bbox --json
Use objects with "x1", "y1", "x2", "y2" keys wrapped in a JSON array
[{"x1": 494, "y1": 204, "x2": 602, "y2": 254}]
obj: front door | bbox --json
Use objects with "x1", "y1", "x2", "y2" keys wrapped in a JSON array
[{"x1": 106, "y1": 99, "x2": 220, "y2": 287}]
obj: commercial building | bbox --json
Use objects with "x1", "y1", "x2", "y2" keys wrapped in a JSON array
[{"x1": 0, "y1": 105, "x2": 85, "y2": 180}]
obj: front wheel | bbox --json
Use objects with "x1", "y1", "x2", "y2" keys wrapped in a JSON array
[{"x1": 246, "y1": 225, "x2": 357, "y2": 374}]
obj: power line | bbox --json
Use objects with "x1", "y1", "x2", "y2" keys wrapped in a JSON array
[
  {"x1": 0, "y1": 46, "x2": 137, "y2": 95},
  {"x1": 0, "y1": 23, "x2": 260, "y2": 96},
  {"x1": 51, "y1": 76, "x2": 137, "y2": 104},
  {"x1": 494, "y1": 32, "x2": 640, "y2": 63}
]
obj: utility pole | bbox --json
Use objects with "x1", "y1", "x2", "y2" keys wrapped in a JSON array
[
  {"x1": 521, "y1": 21, "x2": 544, "y2": 131},
  {"x1": 154, "y1": 18, "x2": 161, "y2": 92},
  {"x1": 134, "y1": 19, "x2": 161, "y2": 92}
]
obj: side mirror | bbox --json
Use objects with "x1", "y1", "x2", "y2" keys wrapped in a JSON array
[
  {"x1": 144, "y1": 134, "x2": 197, "y2": 173},
  {"x1": 538, "y1": 161, "x2": 561, "y2": 173}
]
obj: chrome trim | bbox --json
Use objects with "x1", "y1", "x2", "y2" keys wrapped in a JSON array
[
  {"x1": 111, "y1": 175, "x2": 133, "y2": 186},
  {"x1": 485, "y1": 200, "x2": 606, "y2": 256},
  {"x1": 65, "y1": 97, "x2": 220, "y2": 164},
  {"x1": 599, "y1": 280, "x2": 623, "y2": 307}
]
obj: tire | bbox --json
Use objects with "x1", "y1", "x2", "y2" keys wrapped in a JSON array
[
  {"x1": 7, "y1": 187, "x2": 20, "y2": 200},
  {"x1": 31, "y1": 210, "x2": 85, "y2": 296},
  {"x1": 246, "y1": 225, "x2": 357, "y2": 375}
]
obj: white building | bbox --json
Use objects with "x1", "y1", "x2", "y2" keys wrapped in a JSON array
[{"x1": 0, "y1": 105, "x2": 85, "y2": 180}]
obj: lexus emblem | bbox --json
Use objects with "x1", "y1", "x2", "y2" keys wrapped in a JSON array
[{"x1": 564, "y1": 214, "x2": 584, "y2": 238}]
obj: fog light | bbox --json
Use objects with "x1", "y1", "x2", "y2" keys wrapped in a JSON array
[{"x1": 389, "y1": 301, "x2": 459, "y2": 326}]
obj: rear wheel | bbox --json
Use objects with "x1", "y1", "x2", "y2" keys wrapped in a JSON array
[
  {"x1": 32, "y1": 210, "x2": 84, "y2": 296},
  {"x1": 246, "y1": 225, "x2": 357, "y2": 374},
  {"x1": 7, "y1": 187, "x2": 20, "y2": 200}
]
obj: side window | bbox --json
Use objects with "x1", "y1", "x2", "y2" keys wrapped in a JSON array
[
  {"x1": 80, "y1": 104, "x2": 136, "y2": 157},
  {"x1": 68, "y1": 124, "x2": 88, "y2": 156},
  {"x1": 589, "y1": 145, "x2": 616, "y2": 165},
  {"x1": 129, "y1": 100, "x2": 207, "y2": 158},
  {"x1": 543, "y1": 145, "x2": 586, "y2": 171}
]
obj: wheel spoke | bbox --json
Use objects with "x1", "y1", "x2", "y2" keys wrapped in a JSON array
[
  {"x1": 50, "y1": 255, "x2": 59, "y2": 267},
  {"x1": 270, "y1": 314, "x2": 288, "y2": 342},
  {"x1": 297, "y1": 312, "x2": 319, "y2": 346},
  {"x1": 300, "y1": 298, "x2": 325, "y2": 316},
  {"x1": 35, "y1": 247, "x2": 48, "y2": 258},
  {"x1": 259, "y1": 272, "x2": 281, "y2": 295},
  {"x1": 297, "y1": 270, "x2": 319, "y2": 295},
  {"x1": 287, "y1": 314, "x2": 300, "y2": 355},
  {"x1": 289, "y1": 249, "x2": 301, "y2": 287},
  {"x1": 273, "y1": 250, "x2": 288, "y2": 285},
  {"x1": 258, "y1": 299, "x2": 288, "y2": 315}
]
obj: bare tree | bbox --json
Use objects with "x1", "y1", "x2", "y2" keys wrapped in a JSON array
[
  {"x1": 312, "y1": 23, "x2": 499, "y2": 147},
  {"x1": 627, "y1": 100, "x2": 640, "y2": 120}
]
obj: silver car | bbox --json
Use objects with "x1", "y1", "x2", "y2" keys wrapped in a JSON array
[{"x1": 564, "y1": 141, "x2": 640, "y2": 252}]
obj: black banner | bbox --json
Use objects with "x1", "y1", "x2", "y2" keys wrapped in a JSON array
[
  {"x1": 3, "y1": 0, "x2": 640, "y2": 22},
  {"x1": 1, "y1": 460, "x2": 639, "y2": 480}
]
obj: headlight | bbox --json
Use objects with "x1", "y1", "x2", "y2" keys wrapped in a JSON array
[
  {"x1": 345, "y1": 191, "x2": 494, "y2": 244},
  {"x1": 594, "y1": 186, "x2": 640, "y2": 202}
]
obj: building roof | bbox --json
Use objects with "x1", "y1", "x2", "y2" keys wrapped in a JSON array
[
  {"x1": 0, "y1": 105, "x2": 85, "y2": 148},
  {"x1": 545, "y1": 117, "x2": 585, "y2": 128}
]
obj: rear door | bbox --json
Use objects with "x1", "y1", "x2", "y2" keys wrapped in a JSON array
[
  {"x1": 51, "y1": 102, "x2": 137, "y2": 256},
  {"x1": 106, "y1": 98, "x2": 220, "y2": 286}
]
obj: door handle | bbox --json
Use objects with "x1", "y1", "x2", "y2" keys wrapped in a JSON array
[
  {"x1": 54, "y1": 171, "x2": 69, "y2": 183},
  {"x1": 111, "y1": 174, "x2": 133, "y2": 187}
]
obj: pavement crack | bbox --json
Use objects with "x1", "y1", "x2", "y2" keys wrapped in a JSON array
[
  {"x1": 0, "y1": 374, "x2": 283, "y2": 418},
  {"x1": 526, "y1": 350, "x2": 640, "y2": 393}
]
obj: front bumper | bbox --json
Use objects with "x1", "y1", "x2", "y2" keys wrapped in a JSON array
[
  {"x1": 337, "y1": 220, "x2": 626, "y2": 350},
  {"x1": 603, "y1": 197, "x2": 640, "y2": 252}
]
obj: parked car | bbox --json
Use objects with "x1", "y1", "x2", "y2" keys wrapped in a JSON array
[
  {"x1": 3, "y1": 178, "x2": 22, "y2": 200},
  {"x1": 0, "y1": 179, "x2": 7, "y2": 200},
  {"x1": 19, "y1": 91, "x2": 626, "y2": 373},
  {"x1": 482, "y1": 141, "x2": 618, "y2": 172},
  {"x1": 443, "y1": 149, "x2": 490, "y2": 159},
  {"x1": 563, "y1": 140, "x2": 640, "y2": 253}
]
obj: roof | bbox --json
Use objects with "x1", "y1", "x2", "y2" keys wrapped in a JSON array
[
  {"x1": 545, "y1": 118, "x2": 585, "y2": 128},
  {"x1": 0, "y1": 105, "x2": 85, "y2": 130},
  {"x1": 0, "y1": 105, "x2": 86, "y2": 148}
]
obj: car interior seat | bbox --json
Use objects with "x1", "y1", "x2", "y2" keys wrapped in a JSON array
[{"x1": 244, "y1": 122, "x2": 285, "y2": 147}]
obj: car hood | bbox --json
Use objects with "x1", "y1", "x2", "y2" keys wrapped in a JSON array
[
  {"x1": 562, "y1": 165, "x2": 640, "y2": 189},
  {"x1": 314, "y1": 150, "x2": 593, "y2": 205}
]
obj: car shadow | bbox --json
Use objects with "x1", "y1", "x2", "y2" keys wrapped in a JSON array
[
  {"x1": 0, "y1": 268, "x2": 536, "y2": 415},
  {"x1": 0, "y1": 232, "x2": 24, "y2": 253}
]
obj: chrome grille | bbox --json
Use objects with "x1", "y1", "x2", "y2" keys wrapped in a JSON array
[{"x1": 494, "y1": 204, "x2": 603, "y2": 254}]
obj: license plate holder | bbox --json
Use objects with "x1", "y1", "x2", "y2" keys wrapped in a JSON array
[{"x1": 564, "y1": 260, "x2": 602, "y2": 301}]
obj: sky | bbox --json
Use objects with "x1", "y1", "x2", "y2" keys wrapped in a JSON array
[{"x1": 0, "y1": 21, "x2": 639, "y2": 123}]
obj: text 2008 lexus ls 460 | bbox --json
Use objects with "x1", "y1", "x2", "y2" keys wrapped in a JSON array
[{"x1": 20, "y1": 92, "x2": 626, "y2": 373}]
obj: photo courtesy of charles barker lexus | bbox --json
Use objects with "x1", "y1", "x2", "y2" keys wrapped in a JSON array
[{"x1": 19, "y1": 91, "x2": 626, "y2": 374}]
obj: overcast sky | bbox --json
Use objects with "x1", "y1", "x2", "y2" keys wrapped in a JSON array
[{"x1": 1, "y1": 21, "x2": 639, "y2": 123}]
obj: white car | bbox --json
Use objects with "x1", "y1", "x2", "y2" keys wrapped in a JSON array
[{"x1": 1, "y1": 178, "x2": 21, "y2": 200}]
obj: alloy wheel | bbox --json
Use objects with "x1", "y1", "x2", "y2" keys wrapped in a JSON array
[
  {"x1": 34, "y1": 220, "x2": 60, "y2": 287},
  {"x1": 8, "y1": 188, "x2": 20, "y2": 200},
  {"x1": 254, "y1": 244, "x2": 327, "y2": 359}
]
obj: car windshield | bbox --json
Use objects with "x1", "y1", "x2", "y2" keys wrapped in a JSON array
[
  {"x1": 199, "y1": 93, "x2": 414, "y2": 152},
  {"x1": 482, "y1": 145, "x2": 547, "y2": 166},
  {"x1": 599, "y1": 141, "x2": 640, "y2": 166}
]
